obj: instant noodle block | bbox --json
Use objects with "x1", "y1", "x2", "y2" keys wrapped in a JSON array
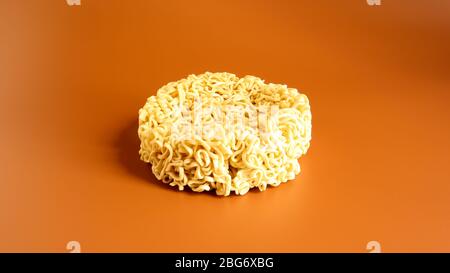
[{"x1": 138, "y1": 72, "x2": 312, "y2": 196}]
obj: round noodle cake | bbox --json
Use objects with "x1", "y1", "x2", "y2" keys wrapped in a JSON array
[{"x1": 138, "y1": 72, "x2": 312, "y2": 196}]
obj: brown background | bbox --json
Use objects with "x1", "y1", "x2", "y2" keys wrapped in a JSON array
[{"x1": 1, "y1": 0, "x2": 449, "y2": 252}]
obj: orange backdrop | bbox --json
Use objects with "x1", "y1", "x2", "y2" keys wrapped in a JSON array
[{"x1": 0, "y1": 0, "x2": 449, "y2": 252}]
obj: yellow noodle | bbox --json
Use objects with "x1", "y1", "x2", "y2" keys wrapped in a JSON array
[{"x1": 138, "y1": 72, "x2": 312, "y2": 196}]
